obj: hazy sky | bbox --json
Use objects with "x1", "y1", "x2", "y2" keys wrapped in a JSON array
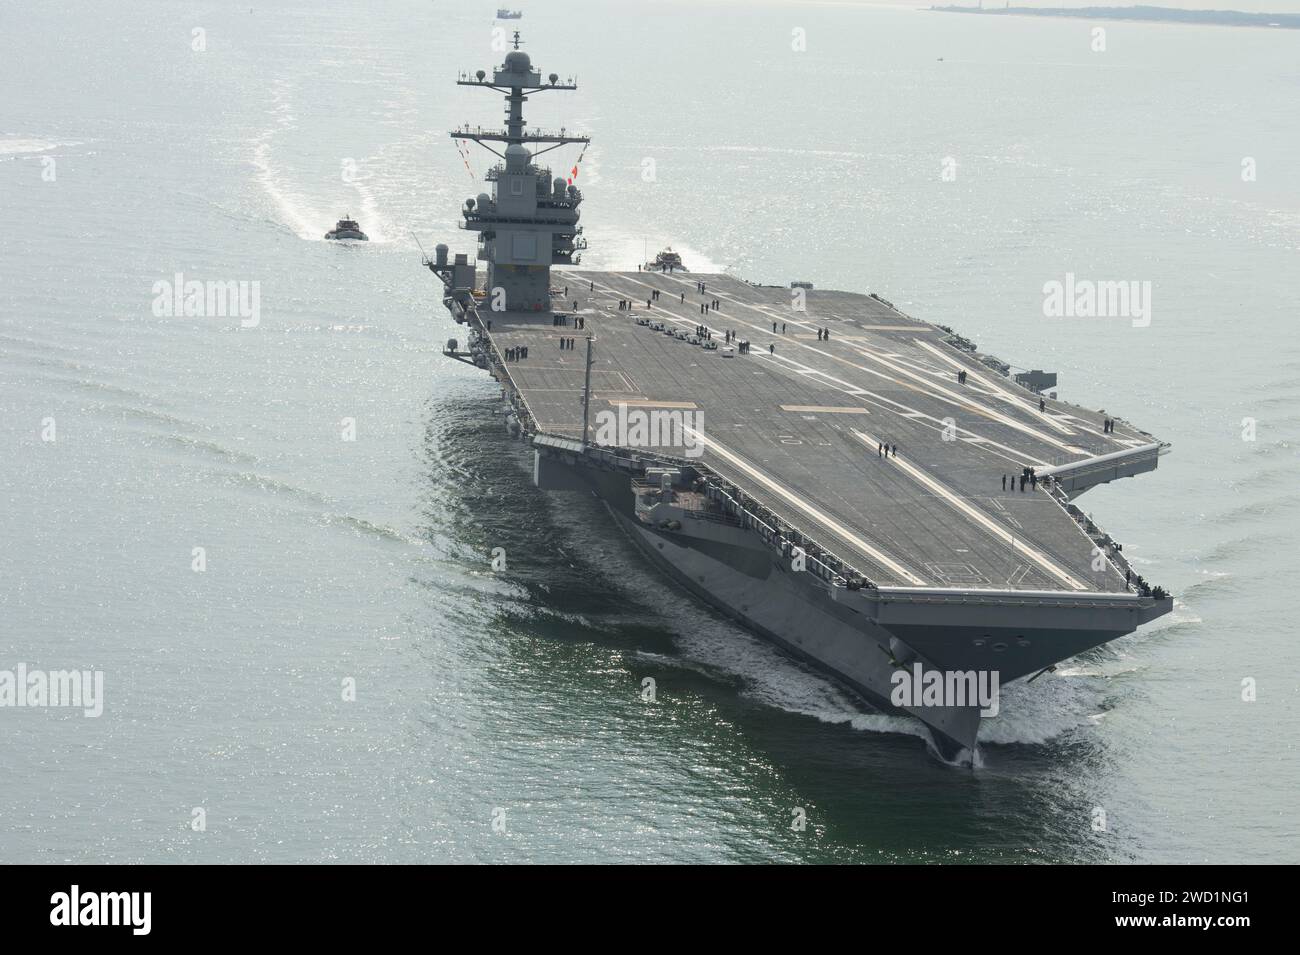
[
  {"x1": 829, "y1": 0, "x2": 1300, "y2": 12},
  {"x1": 956, "y1": 1, "x2": 1299, "y2": 10}
]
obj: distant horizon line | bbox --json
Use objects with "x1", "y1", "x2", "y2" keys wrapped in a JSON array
[{"x1": 929, "y1": 4, "x2": 1300, "y2": 29}]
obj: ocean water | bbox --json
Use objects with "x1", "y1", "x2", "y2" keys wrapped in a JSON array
[{"x1": 2, "y1": 0, "x2": 1297, "y2": 863}]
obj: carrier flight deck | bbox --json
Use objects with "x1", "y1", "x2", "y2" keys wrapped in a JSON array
[{"x1": 476, "y1": 270, "x2": 1163, "y2": 597}]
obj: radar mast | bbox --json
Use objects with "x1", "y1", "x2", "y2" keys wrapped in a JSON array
[{"x1": 433, "y1": 35, "x2": 589, "y2": 314}]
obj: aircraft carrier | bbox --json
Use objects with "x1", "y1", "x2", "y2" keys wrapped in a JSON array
[{"x1": 425, "y1": 38, "x2": 1173, "y2": 763}]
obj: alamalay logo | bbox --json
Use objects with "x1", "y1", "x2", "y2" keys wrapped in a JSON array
[
  {"x1": 151, "y1": 273, "x2": 261, "y2": 327},
  {"x1": 50, "y1": 886, "x2": 151, "y2": 935},
  {"x1": 890, "y1": 663, "x2": 1000, "y2": 717},
  {"x1": 0, "y1": 664, "x2": 103, "y2": 717},
  {"x1": 1042, "y1": 272, "x2": 1151, "y2": 328}
]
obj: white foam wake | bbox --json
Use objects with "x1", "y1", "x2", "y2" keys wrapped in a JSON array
[
  {"x1": 577, "y1": 231, "x2": 728, "y2": 274},
  {"x1": 0, "y1": 138, "x2": 80, "y2": 155},
  {"x1": 251, "y1": 139, "x2": 326, "y2": 241}
]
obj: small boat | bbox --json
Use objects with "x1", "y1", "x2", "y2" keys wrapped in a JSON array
[
  {"x1": 325, "y1": 216, "x2": 368, "y2": 241},
  {"x1": 497, "y1": 8, "x2": 522, "y2": 19},
  {"x1": 646, "y1": 247, "x2": 685, "y2": 272}
]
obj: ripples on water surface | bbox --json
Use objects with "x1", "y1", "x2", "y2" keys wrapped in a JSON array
[{"x1": 1, "y1": 0, "x2": 1297, "y2": 863}]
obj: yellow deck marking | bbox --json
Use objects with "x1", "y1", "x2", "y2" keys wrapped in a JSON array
[
  {"x1": 608, "y1": 399, "x2": 699, "y2": 409},
  {"x1": 779, "y1": 405, "x2": 870, "y2": 414}
]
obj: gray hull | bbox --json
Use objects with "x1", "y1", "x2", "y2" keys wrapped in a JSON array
[
  {"x1": 542, "y1": 456, "x2": 978, "y2": 761},
  {"x1": 534, "y1": 451, "x2": 1165, "y2": 763}
]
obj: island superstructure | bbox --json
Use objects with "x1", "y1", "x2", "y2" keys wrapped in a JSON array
[{"x1": 424, "y1": 38, "x2": 1173, "y2": 763}]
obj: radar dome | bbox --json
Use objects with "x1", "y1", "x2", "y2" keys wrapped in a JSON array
[
  {"x1": 504, "y1": 143, "x2": 530, "y2": 171},
  {"x1": 504, "y1": 51, "x2": 531, "y2": 73}
]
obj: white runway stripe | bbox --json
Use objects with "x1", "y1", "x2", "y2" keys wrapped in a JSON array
[
  {"x1": 681, "y1": 426, "x2": 929, "y2": 586},
  {"x1": 851, "y1": 429, "x2": 1089, "y2": 592}
]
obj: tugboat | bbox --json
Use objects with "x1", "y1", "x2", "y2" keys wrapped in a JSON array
[
  {"x1": 645, "y1": 247, "x2": 685, "y2": 272},
  {"x1": 325, "y1": 215, "x2": 368, "y2": 241},
  {"x1": 496, "y1": 8, "x2": 522, "y2": 19}
]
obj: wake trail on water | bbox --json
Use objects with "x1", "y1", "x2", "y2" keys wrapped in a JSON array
[
  {"x1": 0, "y1": 137, "x2": 82, "y2": 156},
  {"x1": 250, "y1": 79, "x2": 405, "y2": 244},
  {"x1": 579, "y1": 232, "x2": 728, "y2": 274},
  {"x1": 252, "y1": 137, "x2": 327, "y2": 242},
  {"x1": 542, "y1": 492, "x2": 918, "y2": 736}
]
